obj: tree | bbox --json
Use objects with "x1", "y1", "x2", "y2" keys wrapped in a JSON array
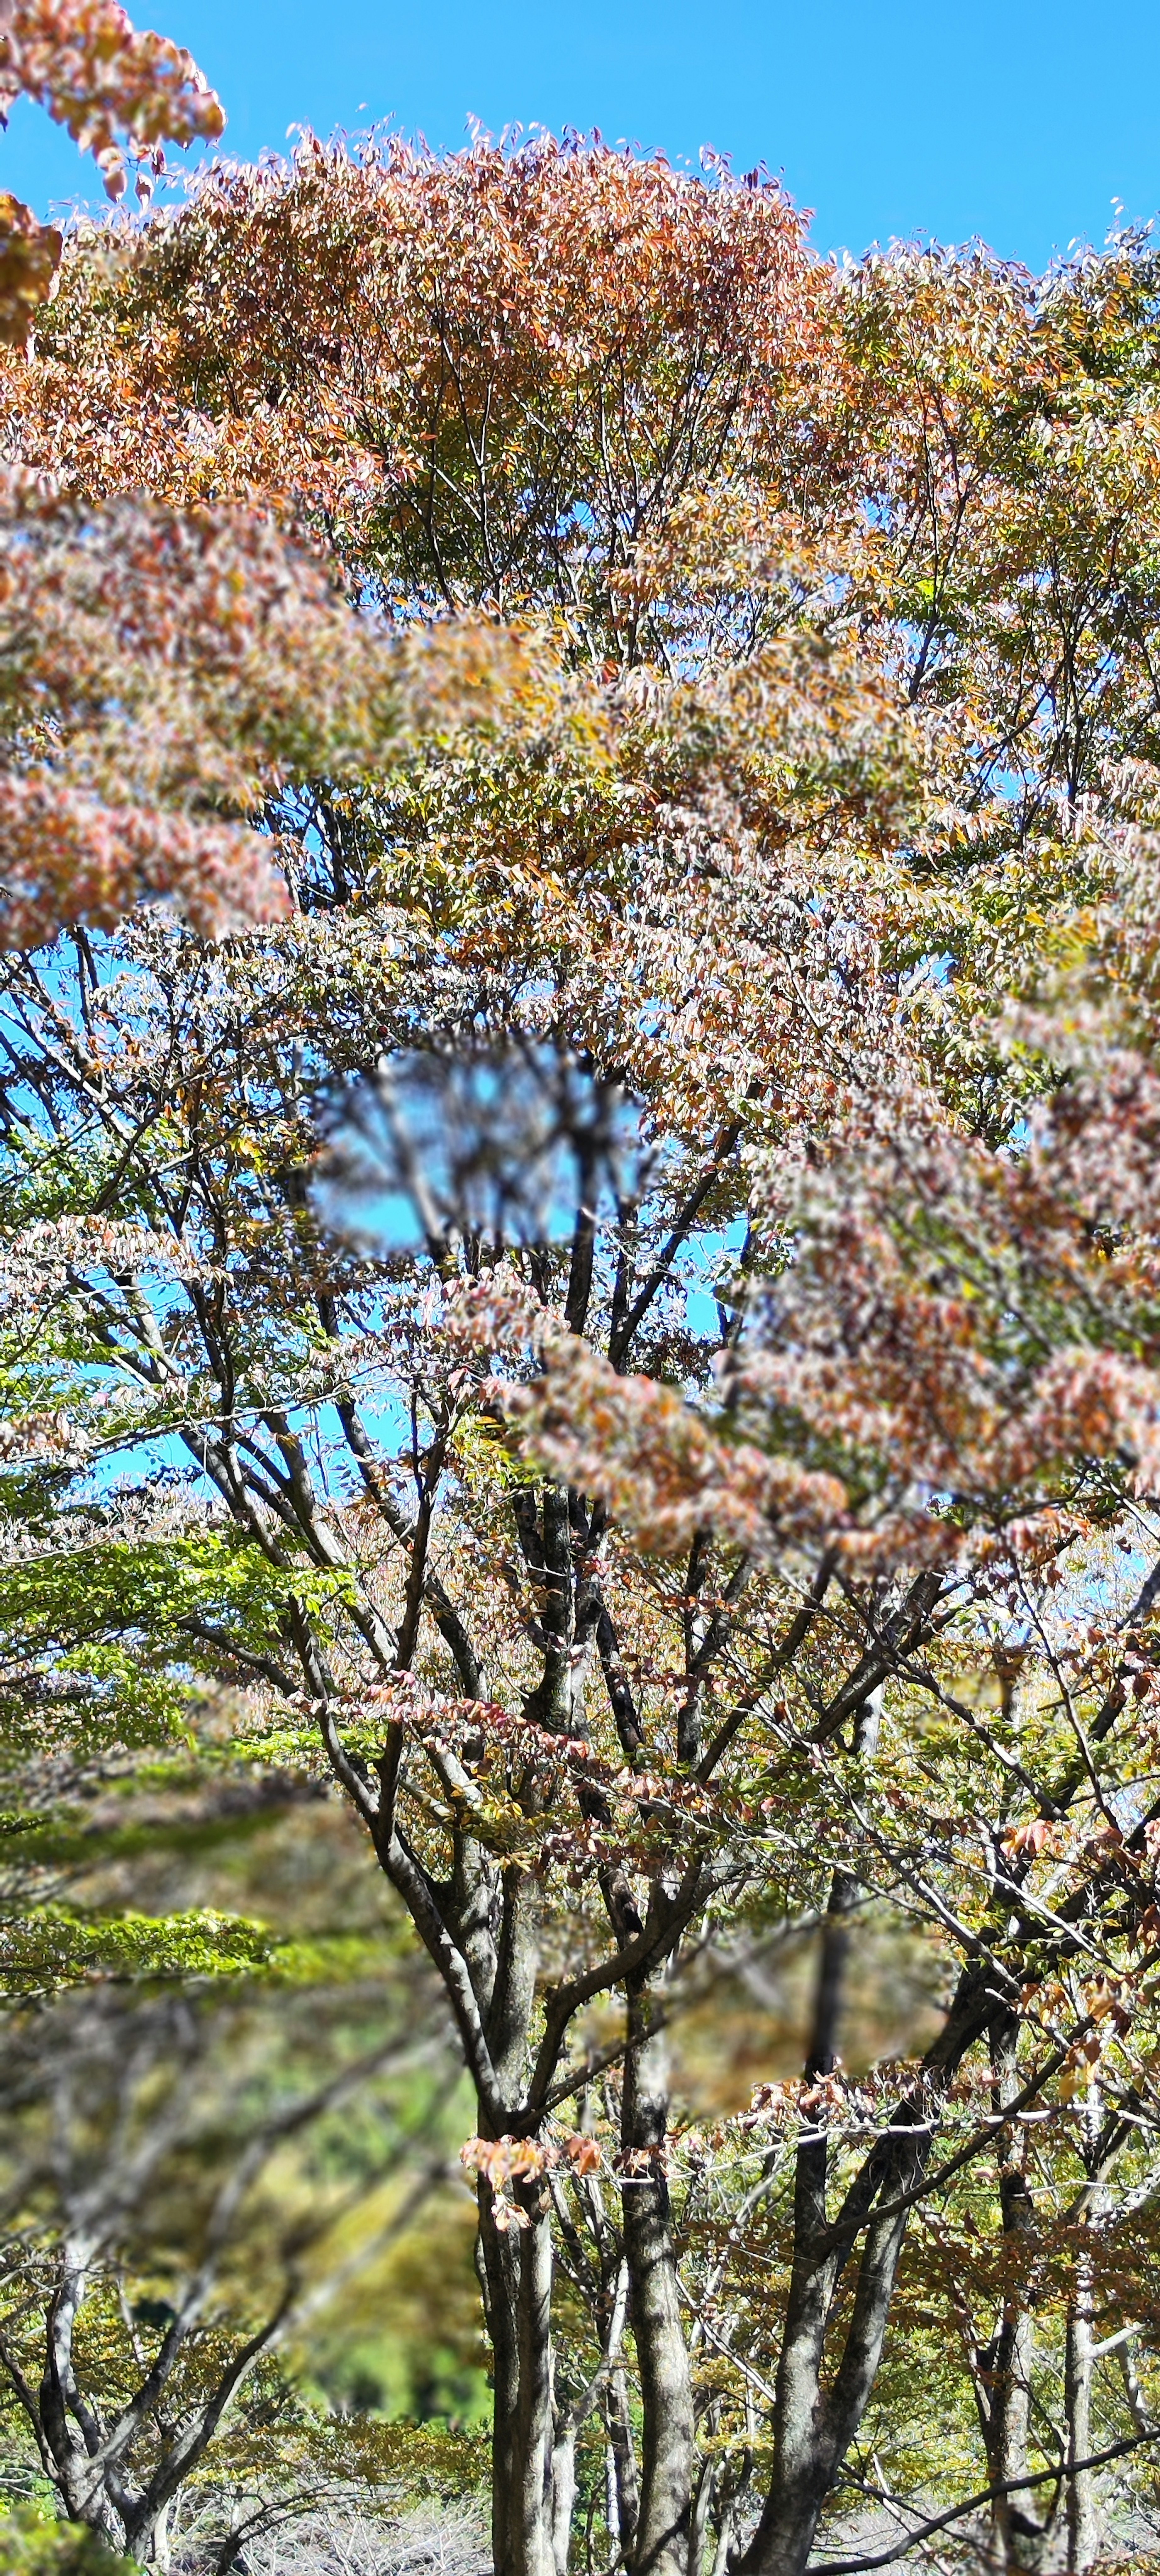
[
  {"x1": 4, "y1": 134, "x2": 1160, "y2": 2576},
  {"x1": 0, "y1": 51, "x2": 545, "y2": 948}
]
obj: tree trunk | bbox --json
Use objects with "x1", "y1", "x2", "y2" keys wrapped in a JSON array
[
  {"x1": 479, "y1": 2185, "x2": 525, "y2": 2576},
  {"x1": 552, "y1": 2423, "x2": 578, "y2": 2576},
  {"x1": 1064, "y1": 2286, "x2": 1097, "y2": 2575},
  {"x1": 621, "y1": 1979, "x2": 694, "y2": 2576},
  {"x1": 1065, "y1": 2098, "x2": 1104, "y2": 2576},
  {"x1": 734, "y1": 1785, "x2": 994, "y2": 2576},
  {"x1": 689, "y1": 2453, "x2": 718, "y2": 2576},
  {"x1": 607, "y1": 2360, "x2": 640, "y2": 2558},
  {"x1": 514, "y1": 2192, "x2": 557, "y2": 2576},
  {"x1": 985, "y1": 2291, "x2": 1046, "y2": 2575},
  {"x1": 477, "y1": 2178, "x2": 559, "y2": 2576},
  {"x1": 37, "y1": 2241, "x2": 131, "y2": 2554},
  {"x1": 983, "y1": 2026, "x2": 1049, "y2": 2576}
]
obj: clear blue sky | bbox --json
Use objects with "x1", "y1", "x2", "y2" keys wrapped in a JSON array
[{"x1": 2, "y1": 0, "x2": 1156, "y2": 274}]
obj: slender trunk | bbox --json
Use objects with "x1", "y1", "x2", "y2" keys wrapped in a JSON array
[
  {"x1": 689, "y1": 2452, "x2": 718, "y2": 2576},
  {"x1": 732, "y1": 1965, "x2": 842, "y2": 2576},
  {"x1": 607, "y1": 2360, "x2": 640, "y2": 2557},
  {"x1": 552, "y1": 2423, "x2": 578, "y2": 2576},
  {"x1": 474, "y1": 1856, "x2": 557, "y2": 2576},
  {"x1": 1064, "y1": 2285, "x2": 1096, "y2": 2574},
  {"x1": 127, "y1": 2494, "x2": 175, "y2": 2570},
  {"x1": 38, "y1": 2242, "x2": 131, "y2": 2553},
  {"x1": 984, "y1": 2287, "x2": 1044, "y2": 2575},
  {"x1": 479, "y1": 2185, "x2": 524, "y2": 2576},
  {"x1": 621, "y1": 1979, "x2": 694, "y2": 2576},
  {"x1": 514, "y1": 2193, "x2": 557, "y2": 2576},
  {"x1": 734, "y1": 1706, "x2": 884, "y2": 2576},
  {"x1": 735, "y1": 2167, "x2": 835, "y2": 2576},
  {"x1": 732, "y1": 1959, "x2": 986, "y2": 2576},
  {"x1": 710, "y1": 2508, "x2": 735, "y2": 2576},
  {"x1": 478, "y1": 2179, "x2": 558, "y2": 2576},
  {"x1": 1119, "y1": 2338, "x2": 1150, "y2": 2434},
  {"x1": 984, "y1": 2027, "x2": 1048, "y2": 2576},
  {"x1": 737, "y1": 1719, "x2": 989, "y2": 2576},
  {"x1": 1066, "y1": 2096, "x2": 1104, "y2": 2576}
]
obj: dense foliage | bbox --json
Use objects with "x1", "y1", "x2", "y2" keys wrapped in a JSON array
[
  {"x1": 0, "y1": 0, "x2": 223, "y2": 345},
  {"x1": 5, "y1": 92, "x2": 1160, "y2": 2576}
]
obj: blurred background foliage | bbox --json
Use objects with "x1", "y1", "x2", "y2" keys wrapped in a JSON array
[
  {"x1": 0, "y1": 1684, "x2": 498, "y2": 2567},
  {"x1": 0, "y1": 1658, "x2": 954, "y2": 2558}
]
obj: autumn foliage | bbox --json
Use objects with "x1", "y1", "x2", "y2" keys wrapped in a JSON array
[
  {"x1": 0, "y1": 0, "x2": 222, "y2": 344},
  {"x1": 7, "y1": 104, "x2": 1160, "y2": 2576}
]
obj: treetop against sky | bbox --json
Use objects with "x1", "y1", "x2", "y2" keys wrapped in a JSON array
[{"x1": 0, "y1": 0, "x2": 1157, "y2": 275}]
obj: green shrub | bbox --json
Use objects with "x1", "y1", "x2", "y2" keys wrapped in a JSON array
[{"x1": 0, "y1": 2509, "x2": 140, "y2": 2574}]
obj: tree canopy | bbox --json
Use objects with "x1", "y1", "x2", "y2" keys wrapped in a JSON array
[{"x1": 3, "y1": 101, "x2": 1160, "y2": 2576}]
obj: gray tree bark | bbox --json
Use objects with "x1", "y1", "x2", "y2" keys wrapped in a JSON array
[{"x1": 622, "y1": 1980, "x2": 694, "y2": 2576}]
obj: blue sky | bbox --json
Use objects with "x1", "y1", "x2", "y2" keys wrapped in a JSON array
[{"x1": 2, "y1": 0, "x2": 1157, "y2": 274}]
